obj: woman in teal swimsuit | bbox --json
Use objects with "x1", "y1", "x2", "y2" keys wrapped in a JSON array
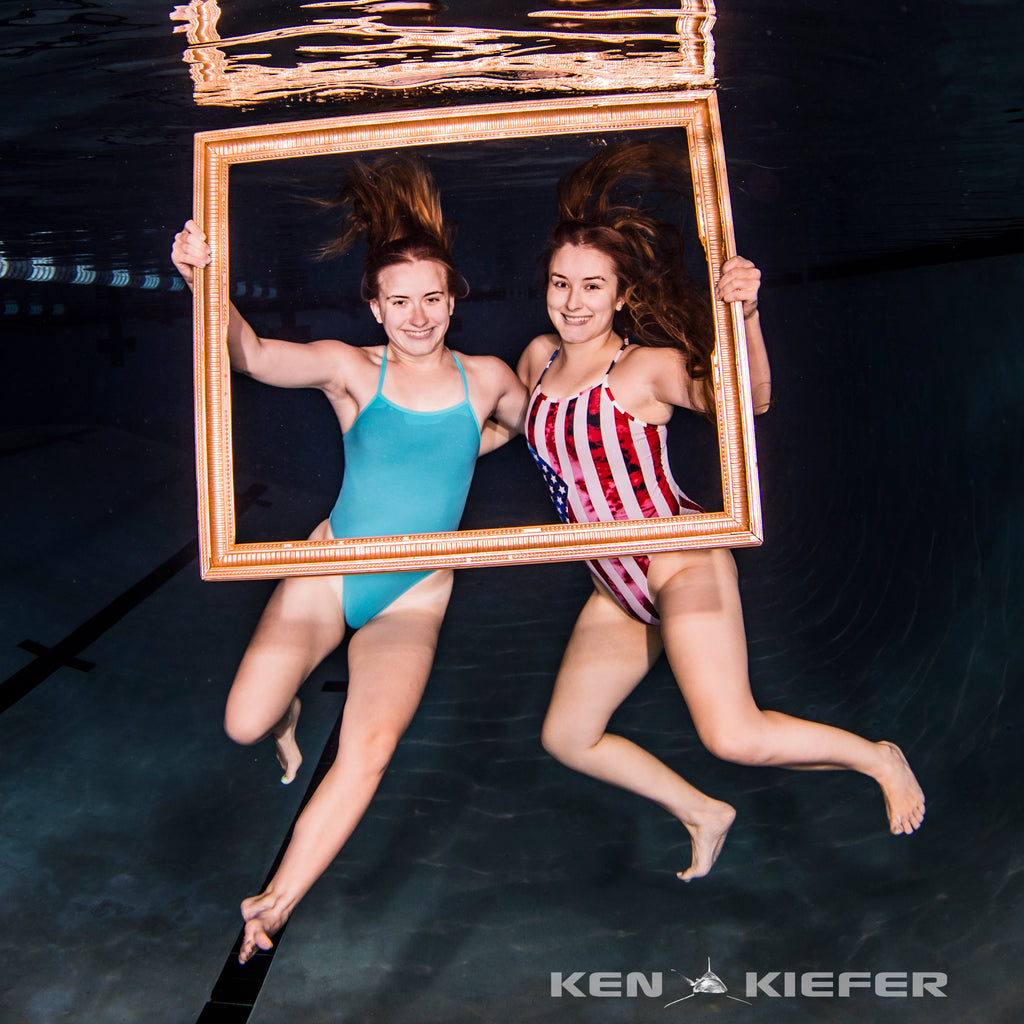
[{"x1": 172, "y1": 157, "x2": 526, "y2": 964}]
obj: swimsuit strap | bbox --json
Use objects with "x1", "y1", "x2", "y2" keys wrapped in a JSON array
[
  {"x1": 533, "y1": 346, "x2": 560, "y2": 390},
  {"x1": 378, "y1": 346, "x2": 470, "y2": 403},
  {"x1": 600, "y1": 340, "x2": 629, "y2": 385},
  {"x1": 375, "y1": 345, "x2": 390, "y2": 396},
  {"x1": 534, "y1": 340, "x2": 627, "y2": 396},
  {"x1": 451, "y1": 351, "x2": 470, "y2": 400}
]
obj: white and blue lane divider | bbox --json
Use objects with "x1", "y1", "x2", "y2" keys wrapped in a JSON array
[{"x1": 0, "y1": 256, "x2": 275, "y2": 312}]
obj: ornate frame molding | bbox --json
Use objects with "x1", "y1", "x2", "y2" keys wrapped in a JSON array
[{"x1": 192, "y1": 90, "x2": 761, "y2": 580}]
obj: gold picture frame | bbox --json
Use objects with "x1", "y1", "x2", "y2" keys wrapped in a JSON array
[{"x1": 192, "y1": 89, "x2": 762, "y2": 581}]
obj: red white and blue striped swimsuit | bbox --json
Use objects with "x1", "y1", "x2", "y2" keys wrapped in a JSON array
[{"x1": 525, "y1": 343, "x2": 702, "y2": 624}]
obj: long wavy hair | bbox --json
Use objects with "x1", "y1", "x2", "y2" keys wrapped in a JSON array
[
  {"x1": 318, "y1": 155, "x2": 467, "y2": 302},
  {"x1": 542, "y1": 142, "x2": 716, "y2": 417}
]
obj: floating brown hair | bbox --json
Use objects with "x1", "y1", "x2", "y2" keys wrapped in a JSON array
[
  {"x1": 543, "y1": 142, "x2": 716, "y2": 417},
  {"x1": 319, "y1": 155, "x2": 467, "y2": 301}
]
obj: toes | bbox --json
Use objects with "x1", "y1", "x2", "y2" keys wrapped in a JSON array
[
  {"x1": 678, "y1": 866, "x2": 707, "y2": 882},
  {"x1": 890, "y1": 805, "x2": 926, "y2": 835},
  {"x1": 275, "y1": 746, "x2": 301, "y2": 784}
]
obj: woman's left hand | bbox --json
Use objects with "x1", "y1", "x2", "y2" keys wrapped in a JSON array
[{"x1": 715, "y1": 255, "x2": 761, "y2": 321}]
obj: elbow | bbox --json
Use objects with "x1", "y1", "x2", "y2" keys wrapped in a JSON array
[
  {"x1": 751, "y1": 380, "x2": 772, "y2": 416},
  {"x1": 229, "y1": 359, "x2": 258, "y2": 381}
]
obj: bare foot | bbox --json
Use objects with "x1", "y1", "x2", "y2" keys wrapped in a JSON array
[
  {"x1": 876, "y1": 741, "x2": 926, "y2": 835},
  {"x1": 677, "y1": 799, "x2": 736, "y2": 881},
  {"x1": 272, "y1": 697, "x2": 302, "y2": 785},
  {"x1": 238, "y1": 890, "x2": 291, "y2": 965}
]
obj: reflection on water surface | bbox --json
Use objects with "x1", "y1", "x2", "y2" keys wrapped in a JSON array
[{"x1": 170, "y1": 0, "x2": 715, "y2": 105}]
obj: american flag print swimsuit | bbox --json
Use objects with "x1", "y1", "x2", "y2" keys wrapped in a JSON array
[{"x1": 525, "y1": 343, "x2": 702, "y2": 625}]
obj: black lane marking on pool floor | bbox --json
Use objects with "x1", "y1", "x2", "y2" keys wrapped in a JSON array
[
  {"x1": 196, "y1": 680, "x2": 348, "y2": 1023},
  {"x1": 0, "y1": 483, "x2": 268, "y2": 715}
]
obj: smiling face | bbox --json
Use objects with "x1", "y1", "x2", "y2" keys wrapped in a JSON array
[
  {"x1": 369, "y1": 258, "x2": 454, "y2": 355},
  {"x1": 546, "y1": 243, "x2": 624, "y2": 345}
]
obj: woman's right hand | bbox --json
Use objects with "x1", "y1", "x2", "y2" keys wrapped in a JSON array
[{"x1": 171, "y1": 219, "x2": 211, "y2": 290}]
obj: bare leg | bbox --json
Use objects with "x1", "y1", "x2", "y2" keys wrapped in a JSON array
[
  {"x1": 238, "y1": 569, "x2": 453, "y2": 964},
  {"x1": 651, "y1": 547, "x2": 926, "y2": 835},
  {"x1": 224, "y1": 520, "x2": 345, "y2": 785},
  {"x1": 542, "y1": 588, "x2": 735, "y2": 881},
  {"x1": 223, "y1": 573, "x2": 346, "y2": 784}
]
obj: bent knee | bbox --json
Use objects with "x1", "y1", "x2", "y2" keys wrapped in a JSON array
[
  {"x1": 223, "y1": 712, "x2": 266, "y2": 748},
  {"x1": 541, "y1": 716, "x2": 597, "y2": 765},
  {"x1": 696, "y1": 721, "x2": 772, "y2": 766},
  {"x1": 539, "y1": 720, "x2": 565, "y2": 760}
]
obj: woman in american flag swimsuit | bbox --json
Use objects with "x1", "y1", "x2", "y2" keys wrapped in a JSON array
[{"x1": 495, "y1": 144, "x2": 925, "y2": 879}]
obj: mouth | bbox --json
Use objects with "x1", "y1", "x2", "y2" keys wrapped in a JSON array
[{"x1": 560, "y1": 314, "x2": 591, "y2": 327}]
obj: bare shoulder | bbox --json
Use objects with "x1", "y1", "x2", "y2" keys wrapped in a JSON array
[
  {"x1": 455, "y1": 351, "x2": 516, "y2": 380},
  {"x1": 295, "y1": 335, "x2": 360, "y2": 359},
  {"x1": 451, "y1": 352, "x2": 522, "y2": 410},
  {"x1": 619, "y1": 343, "x2": 687, "y2": 376},
  {"x1": 615, "y1": 343, "x2": 696, "y2": 414},
  {"x1": 320, "y1": 337, "x2": 376, "y2": 360},
  {"x1": 313, "y1": 338, "x2": 382, "y2": 394},
  {"x1": 518, "y1": 333, "x2": 560, "y2": 384}
]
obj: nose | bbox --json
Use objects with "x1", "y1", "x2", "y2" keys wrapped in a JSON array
[
  {"x1": 565, "y1": 286, "x2": 583, "y2": 310},
  {"x1": 409, "y1": 301, "x2": 429, "y2": 325}
]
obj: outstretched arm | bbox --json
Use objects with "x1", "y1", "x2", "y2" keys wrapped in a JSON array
[
  {"x1": 171, "y1": 219, "x2": 343, "y2": 391},
  {"x1": 715, "y1": 255, "x2": 771, "y2": 414}
]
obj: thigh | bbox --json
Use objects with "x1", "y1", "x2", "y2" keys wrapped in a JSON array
[
  {"x1": 227, "y1": 571, "x2": 348, "y2": 726},
  {"x1": 340, "y1": 569, "x2": 454, "y2": 741},
  {"x1": 649, "y1": 548, "x2": 759, "y2": 729},
  {"x1": 546, "y1": 584, "x2": 662, "y2": 742},
  {"x1": 230, "y1": 518, "x2": 344, "y2": 693}
]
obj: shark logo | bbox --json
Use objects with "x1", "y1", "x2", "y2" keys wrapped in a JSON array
[{"x1": 665, "y1": 957, "x2": 752, "y2": 1008}]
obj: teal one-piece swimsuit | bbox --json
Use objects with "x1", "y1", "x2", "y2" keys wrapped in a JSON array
[{"x1": 328, "y1": 348, "x2": 480, "y2": 629}]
